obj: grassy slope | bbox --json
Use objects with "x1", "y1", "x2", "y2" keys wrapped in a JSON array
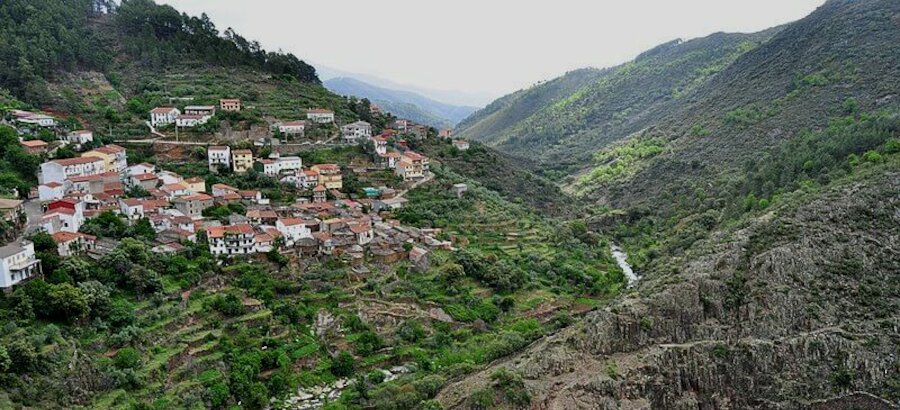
[
  {"x1": 456, "y1": 30, "x2": 778, "y2": 175},
  {"x1": 578, "y1": 0, "x2": 900, "y2": 212},
  {"x1": 454, "y1": 68, "x2": 605, "y2": 147},
  {"x1": 412, "y1": 138, "x2": 579, "y2": 218}
]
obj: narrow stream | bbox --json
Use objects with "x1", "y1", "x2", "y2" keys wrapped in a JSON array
[{"x1": 610, "y1": 244, "x2": 639, "y2": 287}]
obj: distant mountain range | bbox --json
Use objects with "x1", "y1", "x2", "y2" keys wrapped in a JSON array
[
  {"x1": 324, "y1": 77, "x2": 480, "y2": 129},
  {"x1": 316, "y1": 64, "x2": 495, "y2": 107}
]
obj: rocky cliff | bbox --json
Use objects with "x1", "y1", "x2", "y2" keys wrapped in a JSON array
[{"x1": 436, "y1": 169, "x2": 899, "y2": 409}]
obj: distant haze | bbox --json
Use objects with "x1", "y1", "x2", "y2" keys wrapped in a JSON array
[{"x1": 159, "y1": 0, "x2": 824, "y2": 105}]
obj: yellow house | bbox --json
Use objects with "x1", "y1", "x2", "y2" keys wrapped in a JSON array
[
  {"x1": 82, "y1": 144, "x2": 127, "y2": 173},
  {"x1": 183, "y1": 176, "x2": 206, "y2": 194},
  {"x1": 232, "y1": 149, "x2": 254, "y2": 174},
  {"x1": 310, "y1": 164, "x2": 342, "y2": 189}
]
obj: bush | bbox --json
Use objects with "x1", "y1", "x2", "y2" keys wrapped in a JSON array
[
  {"x1": 6, "y1": 339, "x2": 39, "y2": 373},
  {"x1": 355, "y1": 331, "x2": 383, "y2": 355},
  {"x1": 330, "y1": 351, "x2": 355, "y2": 378},
  {"x1": 46, "y1": 283, "x2": 90, "y2": 322},
  {"x1": 490, "y1": 369, "x2": 531, "y2": 406},
  {"x1": 0, "y1": 345, "x2": 10, "y2": 373},
  {"x1": 207, "y1": 382, "x2": 230, "y2": 408},
  {"x1": 397, "y1": 320, "x2": 426, "y2": 343},
  {"x1": 412, "y1": 374, "x2": 446, "y2": 398},
  {"x1": 863, "y1": 150, "x2": 882, "y2": 163},
  {"x1": 114, "y1": 347, "x2": 141, "y2": 369},
  {"x1": 207, "y1": 292, "x2": 245, "y2": 317}
]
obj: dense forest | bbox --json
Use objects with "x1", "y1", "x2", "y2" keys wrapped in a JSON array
[{"x1": 0, "y1": 0, "x2": 319, "y2": 106}]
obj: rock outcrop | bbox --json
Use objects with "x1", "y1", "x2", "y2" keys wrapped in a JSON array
[{"x1": 437, "y1": 172, "x2": 899, "y2": 409}]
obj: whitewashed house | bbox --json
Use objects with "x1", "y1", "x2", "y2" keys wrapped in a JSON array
[
  {"x1": 66, "y1": 130, "x2": 94, "y2": 146},
  {"x1": 38, "y1": 182, "x2": 67, "y2": 202},
  {"x1": 306, "y1": 108, "x2": 335, "y2": 124},
  {"x1": 125, "y1": 163, "x2": 156, "y2": 178},
  {"x1": 278, "y1": 120, "x2": 306, "y2": 136},
  {"x1": 119, "y1": 199, "x2": 145, "y2": 220},
  {"x1": 207, "y1": 224, "x2": 256, "y2": 256},
  {"x1": 452, "y1": 140, "x2": 470, "y2": 151},
  {"x1": 0, "y1": 241, "x2": 41, "y2": 289},
  {"x1": 53, "y1": 231, "x2": 95, "y2": 257},
  {"x1": 207, "y1": 146, "x2": 231, "y2": 172},
  {"x1": 16, "y1": 114, "x2": 56, "y2": 127},
  {"x1": 157, "y1": 171, "x2": 183, "y2": 185},
  {"x1": 278, "y1": 156, "x2": 302, "y2": 172},
  {"x1": 150, "y1": 107, "x2": 180, "y2": 127},
  {"x1": 40, "y1": 157, "x2": 105, "y2": 184},
  {"x1": 276, "y1": 218, "x2": 313, "y2": 246},
  {"x1": 341, "y1": 121, "x2": 372, "y2": 143},
  {"x1": 41, "y1": 208, "x2": 83, "y2": 234},
  {"x1": 184, "y1": 105, "x2": 216, "y2": 117},
  {"x1": 176, "y1": 114, "x2": 209, "y2": 127}
]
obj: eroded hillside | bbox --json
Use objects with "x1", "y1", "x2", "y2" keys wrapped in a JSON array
[{"x1": 437, "y1": 164, "x2": 900, "y2": 410}]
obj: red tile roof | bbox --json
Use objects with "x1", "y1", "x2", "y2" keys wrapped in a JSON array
[
  {"x1": 53, "y1": 157, "x2": 103, "y2": 166},
  {"x1": 93, "y1": 144, "x2": 125, "y2": 154},
  {"x1": 180, "y1": 193, "x2": 213, "y2": 201},
  {"x1": 21, "y1": 140, "x2": 48, "y2": 148},
  {"x1": 279, "y1": 218, "x2": 305, "y2": 226},
  {"x1": 206, "y1": 224, "x2": 254, "y2": 238},
  {"x1": 52, "y1": 231, "x2": 84, "y2": 243},
  {"x1": 132, "y1": 173, "x2": 157, "y2": 181}
]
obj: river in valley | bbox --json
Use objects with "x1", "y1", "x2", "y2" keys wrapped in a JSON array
[{"x1": 610, "y1": 244, "x2": 639, "y2": 287}]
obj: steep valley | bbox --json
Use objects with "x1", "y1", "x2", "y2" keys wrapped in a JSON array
[
  {"x1": 440, "y1": 0, "x2": 900, "y2": 408},
  {"x1": 0, "y1": 0, "x2": 896, "y2": 409}
]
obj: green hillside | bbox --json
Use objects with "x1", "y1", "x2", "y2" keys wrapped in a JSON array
[
  {"x1": 437, "y1": 1, "x2": 900, "y2": 407},
  {"x1": 455, "y1": 30, "x2": 779, "y2": 176},
  {"x1": 0, "y1": 0, "x2": 375, "y2": 138},
  {"x1": 454, "y1": 67, "x2": 605, "y2": 147}
]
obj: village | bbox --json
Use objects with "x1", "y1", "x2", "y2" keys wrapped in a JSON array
[{"x1": 0, "y1": 100, "x2": 473, "y2": 291}]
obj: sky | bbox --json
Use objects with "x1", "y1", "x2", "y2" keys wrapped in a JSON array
[{"x1": 159, "y1": 0, "x2": 824, "y2": 105}]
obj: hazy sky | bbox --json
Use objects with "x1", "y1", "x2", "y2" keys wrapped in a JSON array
[{"x1": 159, "y1": 0, "x2": 824, "y2": 101}]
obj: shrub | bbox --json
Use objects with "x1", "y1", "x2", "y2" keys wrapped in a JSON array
[
  {"x1": 207, "y1": 292, "x2": 245, "y2": 317},
  {"x1": 832, "y1": 368, "x2": 854, "y2": 389},
  {"x1": 207, "y1": 382, "x2": 230, "y2": 408},
  {"x1": 863, "y1": 150, "x2": 882, "y2": 163},
  {"x1": 0, "y1": 345, "x2": 9, "y2": 373},
  {"x1": 6, "y1": 339, "x2": 38, "y2": 373},
  {"x1": 46, "y1": 283, "x2": 90, "y2": 322},
  {"x1": 397, "y1": 320, "x2": 426, "y2": 343},
  {"x1": 712, "y1": 343, "x2": 729, "y2": 359},
  {"x1": 114, "y1": 347, "x2": 141, "y2": 369},
  {"x1": 490, "y1": 369, "x2": 530, "y2": 406},
  {"x1": 355, "y1": 331, "x2": 383, "y2": 355},
  {"x1": 412, "y1": 374, "x2": 446, "y2": 398},
  {"x1": 330, "y1": 351, "x2": 355, "y2": 378}
]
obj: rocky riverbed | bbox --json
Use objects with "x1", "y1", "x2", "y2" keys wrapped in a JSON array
[{"x1": 278, "y1": 364, "x2": 412, "y2": 409}]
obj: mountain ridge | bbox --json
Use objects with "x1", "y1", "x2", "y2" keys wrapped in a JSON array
[
  {"x1": 455, "y1": 28, "x2": 781, "y2": 175},
  {"x1": 325, "y1": 76, "x2": 478, "y2": 128}
]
